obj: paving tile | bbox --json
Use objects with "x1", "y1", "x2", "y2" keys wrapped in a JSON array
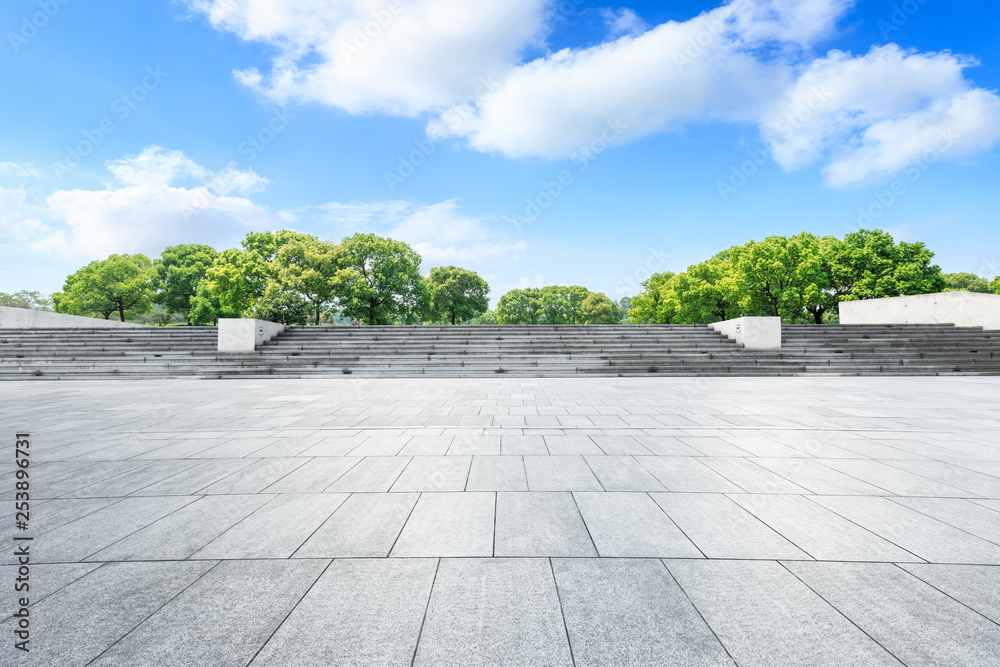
[
  {"x1": 899, "y1": 563, "x2": 1000, "y2": 625},
  {"x1": 590, "y1": 434, "x2": 652, "y2": 455},
  {"x1": 544, "y1": 435, "x2": 604, "y2": 455},
  {"x1": 499, "y1": 435, "x2": 547, "y2": 455},
  {"x1": 262, "y1": 457, "x2": 360, "y2": 493},
  {"x1": 751, "y1": 459, "x2": 893, "y2": 495},
  {"x1": 786, "y1": 561, "x2": 1000, "y2": 667},
  {"x1": 88, "y1": 494, "x2": 272, "y2": 561},
  {"x1": 585, "y1": 456, "x2": 666, "y2": 491},
  {"x1": 0, "y1": 562, "x2": 101, "y2": 616},
  {"x1": 730, "y1": 494, "x2": 919, "y2": 562},
  {"x1": 465, "y1": 455, "x2": 527, "y2": 491},
  {"x1": 398, "y1": 436, "x2": 453, "y2": 456},
  {"x1": 651, "y1": 493, "x2": 808, "y2": 559},
  {"x1": 348, "y1": 435, "x2": 411, "y2": 456},
  {"x1": 810, "y1": 495, "x2": 1000, "y2": 564},
  {"x1": 0, "y1": 561, "x2": 213, "y2": 667},
  {"x1": 193, "y1": 493, "x2": 349, "y2": 559},
  {"x1": 554, "y1": 558, "x2": 734, "y2": 667},
  {"x1": 89, "y1": 559, "x2": 328, "y2": 667},
  {"x1": 524, "y1": 456, "x2": 603, "y2": 491},
  {"x1": 61, "y1": 460, "x2": 203, "y2": 498},
  {"x1": 667, "y1": 560, "x2": 901, "y2": 667},
  {"x1": 326, "y1": 456, "x2": 411, "y2": 492},
  {"x1": 637, "y1": 457, "x2": 743, "y2": 492},
  {"x1": 390, "y1": 492, "x2": 495, "y2": 557},
  {"x1": 197, "y1": 458, "x2": 308, "y2": 494},
  {"x1": 414, "y1": 559, "x2": 572, "y2": 667},
  {"x1": 137, "y1": 459, "x2": 257, "y2": 495},
  {"x1": 494, "y1": 492, "x2": 596, "y2": 557},
  {"x1": 818, "y1": 459, "x2": 973, "y2": 497},
  {"x1": 251, "y1": 559, "x2": 437, "y2": 667},
  {"x1": 573, "y1": 492, "x2": 701, "y2": 558},
  {"x1": 37, "y1": 496, "x2": 198, "y2": 563},
  {"x1": 889, "y1": 497, "x2": 1000, "y2": 544},
  {"x1": 698, "y1": 457, "x2": 811, "y2": 494},
  {"x1": 391, "y1": 456, "x2": 471, "y2": 492},
  {"x1": 295, "y1": 493, "x2": 419, "y2": 558},
  {"x1": 447, "y1": 435, "x2": 501, "y2": 455},
  {"x1": 883, "y1": 459, "x2": 1000, "y2": 497}
]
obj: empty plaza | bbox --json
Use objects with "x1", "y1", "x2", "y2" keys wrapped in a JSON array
[{"x1": 2, "y1": 376, "x2": 999, "y2": 665}]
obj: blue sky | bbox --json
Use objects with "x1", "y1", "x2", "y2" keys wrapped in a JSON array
[{"x1": 2, "y1": 0, "x2": 999, "y2": 303}]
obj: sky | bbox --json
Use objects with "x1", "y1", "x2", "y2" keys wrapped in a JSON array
[{"x1": 1, "y1": 0, "x2": 999, "y2": 304}]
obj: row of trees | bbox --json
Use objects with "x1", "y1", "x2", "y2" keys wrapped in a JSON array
[
  {"x1": 53, "y1": 232, "x2": 492, "y2": 326},
  {"x1": 495, "y1": 286, "x2": 624, "y2": 324},
  {"x1": 629, "y1": 229, "x2": 960, "y2": 324}
]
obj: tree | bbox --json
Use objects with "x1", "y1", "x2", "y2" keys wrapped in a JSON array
[
  {"x1": 628, "y1": 272, "x2": 675, "y2": 323},
  {"x1": 332, "y1": 233, "x2": 424, "y2": 325},
  {"x1": 155, "y1": 244, "x2": 219, "y2": 324},
  {"x1": 269, "y1": 237, "x2": 341, "y2": 324},
  {"x1": 618, "y1": 297, "x2": 632, "y2": 322},
  {"x1": 496, "y1": 288, "x2": 543, "y2": 324},
  {"x1": 0, "y1": 291, "x2": 52, "y2": 311},
  {"x1": 992, "y1": 277, "x2": 1000, "y2": 295},
  {"x1": 424, "y1": 266, "x2": 490, "y2": 325},
  {"x1": 199, "y1": 230, "x2": 320, "y2": 324},
  {"x1": 539, "y1": 286, "x2": 571, "y2": 324},
  {"x1": 661, "y1": 256, "x2": 740, "y2": 324},
  {"x1": 580, "y1": 292, "x2": 621, "y2": 324},
  {"x1": 942, "y1": 273, "x2": 991, "y2": 293},
  {"x1": 728, "y1": 234, "x2": 821, "y2": 322},
  {"x1": 55, "y1": 254, "x2": 157, "y2": 321},
  {"x1": 834, "y1": 229, "x2": 945, "y2": 302}
]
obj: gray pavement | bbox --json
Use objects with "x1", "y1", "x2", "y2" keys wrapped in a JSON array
[{"x1": 1, "y1": 376, "x2": 999, "y2": 666}]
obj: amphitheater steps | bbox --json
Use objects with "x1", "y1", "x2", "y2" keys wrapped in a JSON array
[{"x1": 1, "y1": 323, "x2": 1000, "y2": 379}]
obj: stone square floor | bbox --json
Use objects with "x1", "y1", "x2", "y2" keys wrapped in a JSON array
[{"x1": 2, "y1": 376, "x2": 999, "y2": 666}]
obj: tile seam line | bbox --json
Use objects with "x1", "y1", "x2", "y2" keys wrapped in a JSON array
[
  {"x1": 82, "y1": 559, "x2": 223, "y2": 666},
  {"x1": 244, "y1": 558, "x2": 336, "y2": 666},
  {"x1": 881, "y1": 496, "x2": 1000, "y2": 550},
  {"x1": 777, "y1": 560, "x2": 908, "y2": 666},
  {"x1": 659, "y1": 559, "x2": 738, "y2": 666},
  {"x1": 409, "y1": 557, "x2": 441, "y2": 667},
  {"x1": 894, "y1": 562, "x2": 1000, "y2": 631},
  {"x1": 799, "y1": 495, "x2": 927, "y2": 563}
]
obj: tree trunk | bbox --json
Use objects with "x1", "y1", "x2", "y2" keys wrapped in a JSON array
[
  {"x1": 315, "y1": 309, "x2": 321, "y2": 325},
  {"x1": 451, "y1": 312, "x2": 456, "y2": 325},
  {"x1": 118, "y1": 305, "x2": 126, "y2": 322},
  {"x1": 813, "y1": 309, "x2": 824, "y2": 324}
]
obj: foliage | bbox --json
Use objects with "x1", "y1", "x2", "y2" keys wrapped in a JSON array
[
  {"x1": 155, "y1": 244, "x2": 219, "y2": 324},
  {"x1": 0, "y1": 290, "x2": 52, "y2": 311},
  {"x1": 942, "y1": 272, "x2": 992, "y2": 294},
  {"x1": 470, "y1": 309, "x2": 497, "y2": 325},
  {"x1": 992, "y1": 277, "x2": 1000, "y2": 295},
  {"x1": 332, "y1": 233, "x2": 424, "y2": 325},
  {"x1": 580, "y1": 292, "x2": 621, "y2": 324},
  {"x1": 267, "y1": 237, "x2": 341, "y2": 324},
  {"x1": 496, "y1": 288, "x2": 543, "y2": 324},
  {"x1": 497, "y1": 286, "x2": 614, "y2": 324},
  {"x1": 424, "y1": 266, "x2": 490, "y2": 324},
  {"x1": 628, "y1": 273, "x2": 675, "y2": 323},
  {"x1": 54, "y1": 254, "x2": 157, "y2": 322}
]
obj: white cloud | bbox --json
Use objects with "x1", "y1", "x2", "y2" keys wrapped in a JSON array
[
  {"x1": 0, "y1": 186, "x2": 47, "y2": 242},
  {"x1": 313, "y1": 198, "x2": 525, "y2": 266},
  {"x1": 0, "y1": 162, "x2": 39, "y2": 179},
  {"x1": 762, "y1": 45, "x2": 1000, "y2": 187},
  {"x1": 600, "y1": 8, "x2": 647, "y2": 38},
  {"x1": 190, "y1": 0, "x2": 1000, "y2": 186},
  {"x1": 186, "y1": 0, "x2": 550, "y2": 116},
  {"x1": 31, "y1": 147, "x2": 284, "y2": 257}
]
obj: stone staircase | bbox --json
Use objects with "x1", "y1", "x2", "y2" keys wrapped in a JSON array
[{"x1": 1, "y1": 323, "x2": 998, "y2": 379}]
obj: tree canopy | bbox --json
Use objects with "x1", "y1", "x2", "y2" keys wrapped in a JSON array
[
  {"x1": 424, "y1": 266, "x2": 490, "y2": 325},
  {"x1": 332, "y1": 233, "x2": 425, "y2": 325},
  {"x1": 54, "y1": 254, "x2": 157, "y2": 322},
  {"x1": 155, "y1": 244, "x2": 219, "y2": 324}
]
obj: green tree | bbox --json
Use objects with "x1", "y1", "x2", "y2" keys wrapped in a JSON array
[
  {"x1": 55, "y1": 254, "x2": 157, "y2": 322},
  {"x1": 269, "y1": 237, "x2": 341, "y2": 324},
  {"x1": 424, "y1": 266, "x2": 490, "y2": 324},
  {"x1": 332, "y1": 233, "x2": 424, "y2": 325},
  {"x1": 661, "y1": 256, "x2": 740, "y2": 324},
  {"x1": 618, "y1": 296, "x2": 632, "y2": 322},
  {"x1": 942, "y1": 272, "x2": 991, "y2": 293},
  {"x1": 835, "y1": 229, "x2": 945, "y2": 302},
  {"x1": 729, "y1": 234, "x2": 823, "y2": 322},
  {"x1": 155, "y1": 244, "x2": 219, "y2": 324},
  {"x1": 991, "y1": 277, "x2": 1000, "y2": 295},
  {"x1": 496, "y1": 288, "x2": 543, "y2": 324},
  {"x1": 628, "y1": 272, "x2": 675, "y2": 323},
  {"x1": 0, "y1": 290, "x2": 52, "y2": 311},
  {"x1": 580, "y1": 292, "x2": 621, "y2": 324}
]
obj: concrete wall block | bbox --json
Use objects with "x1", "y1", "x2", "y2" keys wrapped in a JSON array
[
  {"x1": 710, "y1": 317, "x2": 782, "y2": 349},
  {"x1": 218, "y1": 318, "x2": 287, "y2": 352},
  {"x1": 0, "y1": 306, "x2": 147, "y2": 329},
  {"x1": 839, "y1": 292, "x2": 1000, "y2": 330}
]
